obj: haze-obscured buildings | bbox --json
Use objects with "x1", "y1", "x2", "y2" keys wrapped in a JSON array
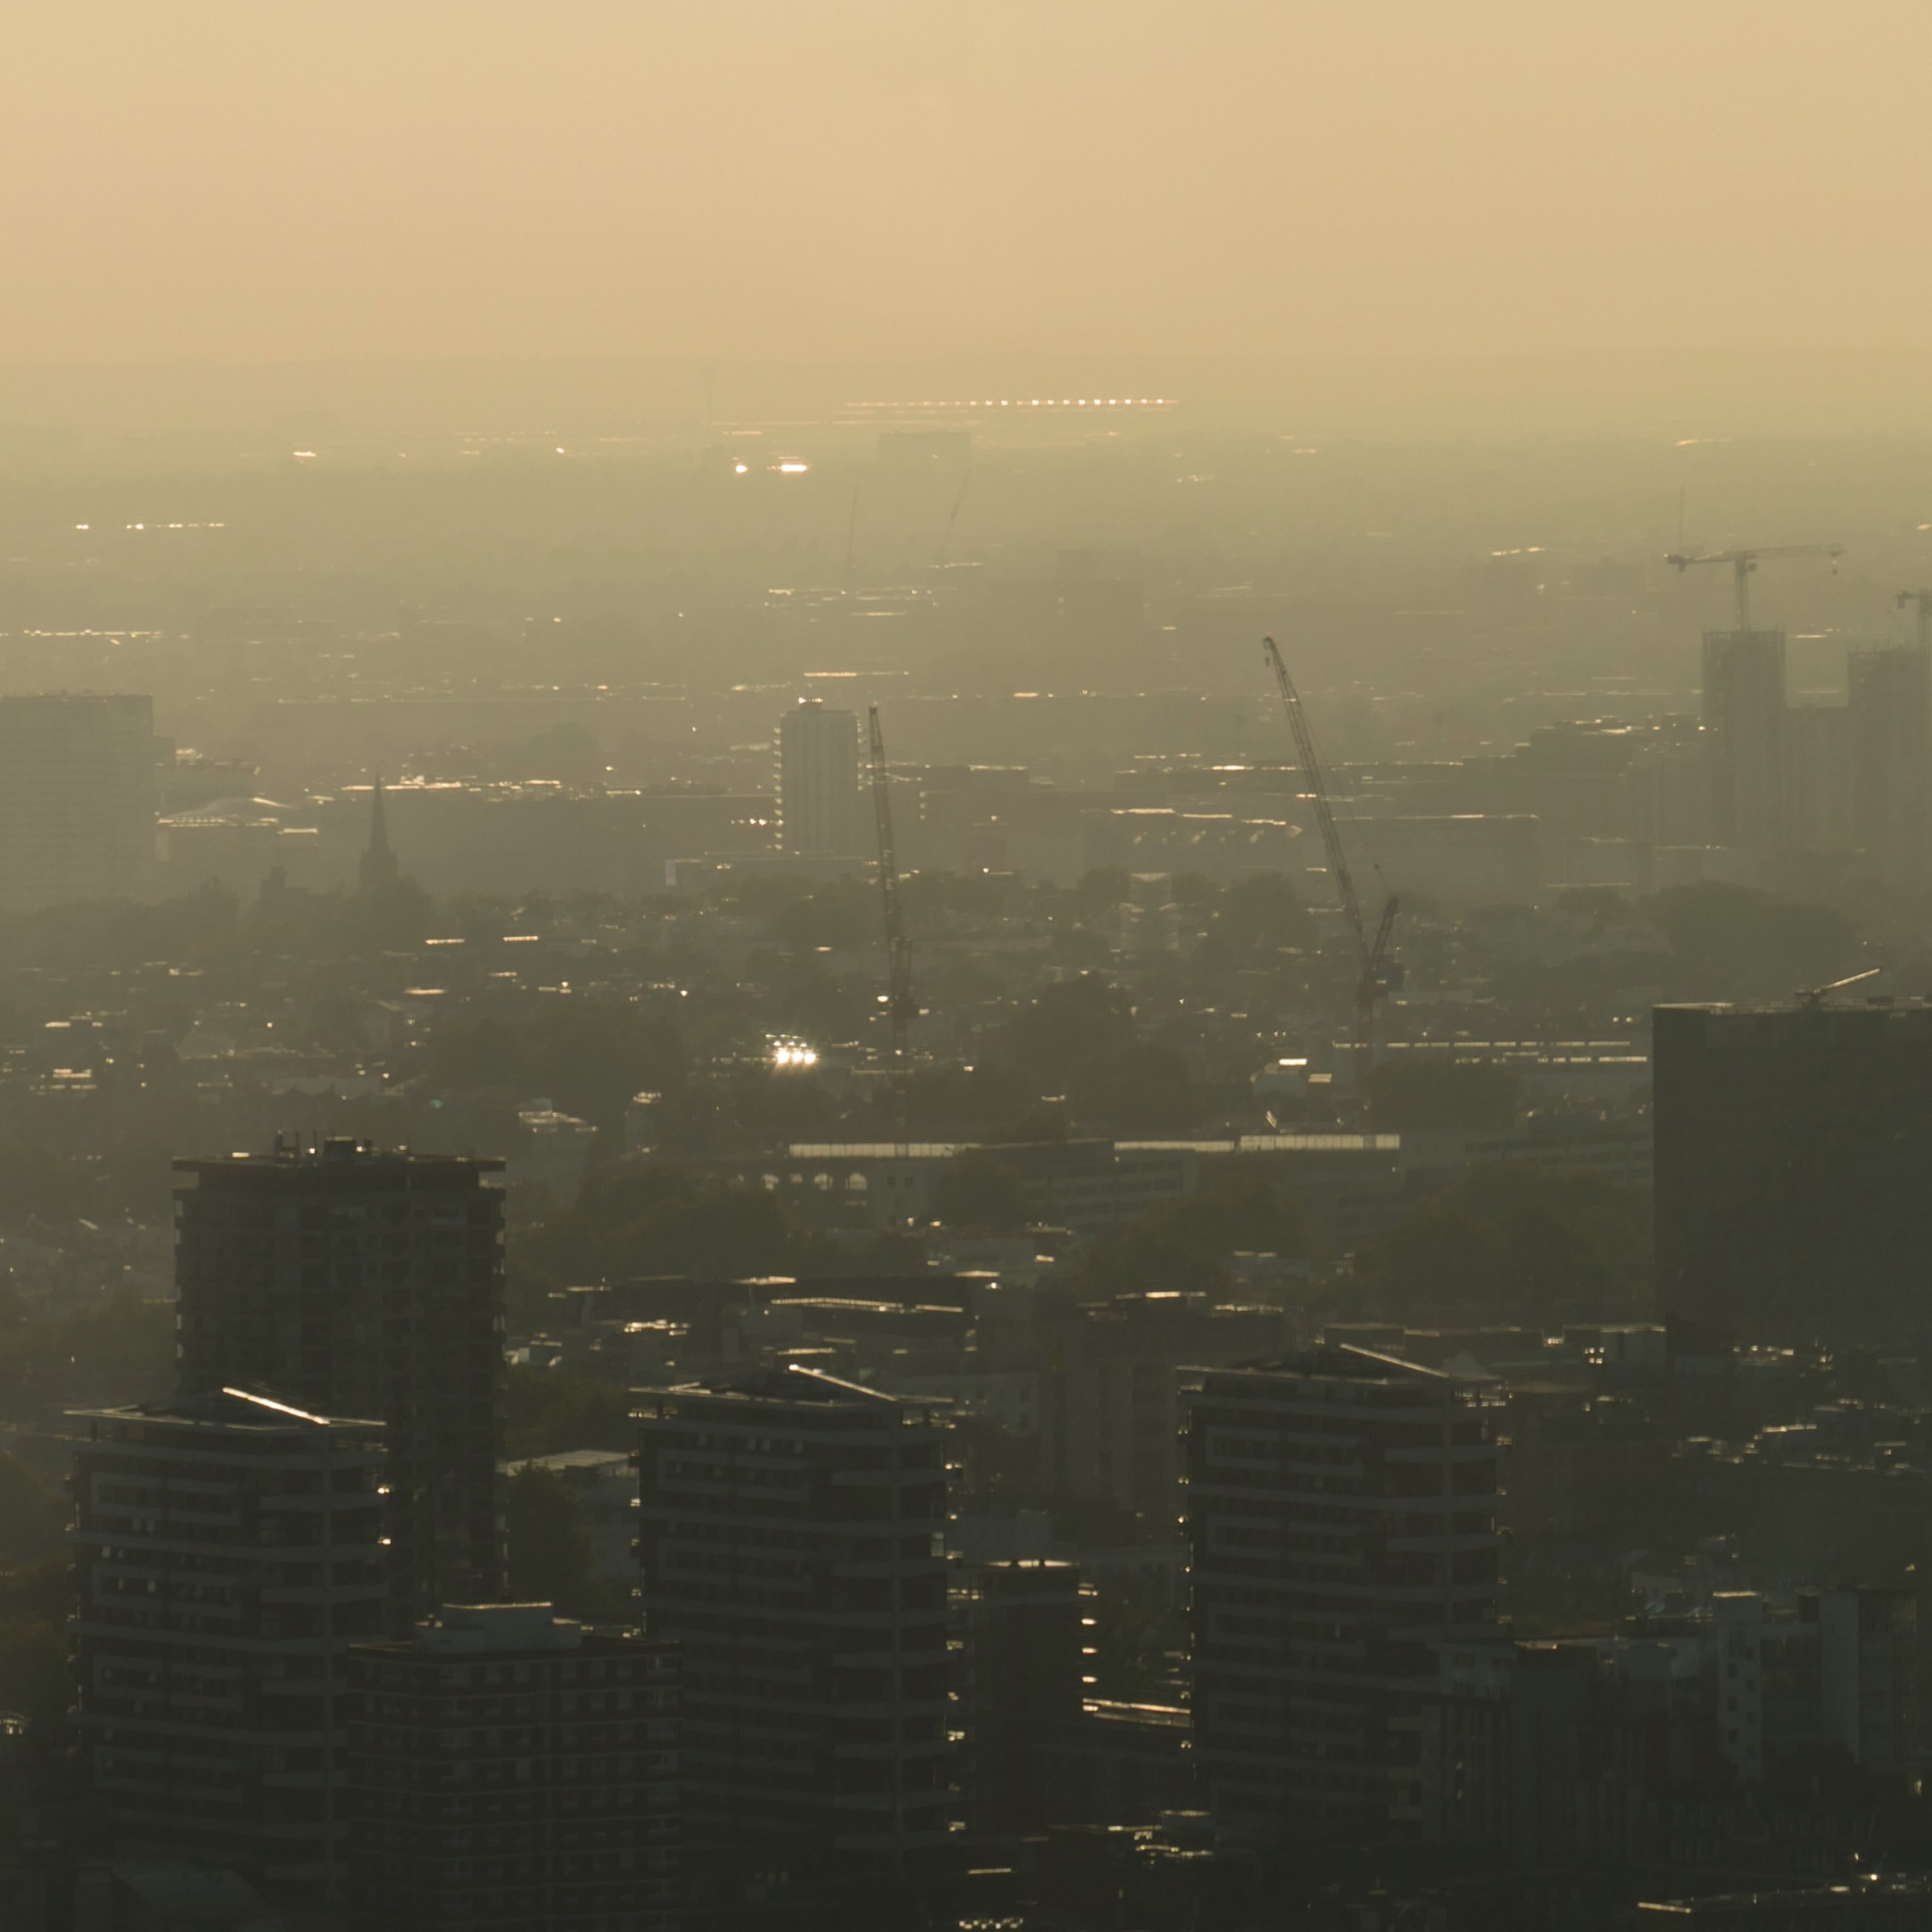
[
  {"x1": 0, "y1": 693, "x2": 156, "y2": 908},
  {"x1": 777, "y1": 698, "x2": 861, "y2": 856}
]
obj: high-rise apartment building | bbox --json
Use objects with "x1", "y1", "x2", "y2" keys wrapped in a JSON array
[
  {"x1": 1820, "y1": 1586, "x2": 1918, "y2": 1778},
  {"x1": 1702, "y1": 629, "x2": 1787, "y2": 851},
  {"x1": 70, "y1": 1388, "x2": 388, "y2": 1890},
  {"x1": 347, "y1": 1604, "x2": 679, "y2": 1932},
  {"x1": 1847, "y1": 643, "x2": 1931, "y2": 884},
  {"x1": 174, "y1": 1140, "x2": 507, "y2": 1623},
  {"x1": 0, "y1": 693, "x2": 156, "y2": 908},
  {"x1": 1653, "y1": 1002, "x2": 1932, "y2": 1338},
  {"x1": 635, "y1": 1366, "x2": 951, "y2": 1879},
  {"x1": 777, "y1": 698, "x2": 859, "y2": 855},
  {"x1": 952, "y1": 1558, "x2": 1084, "y2": 1834},
  {"x1": 1181, "y1": 1348, "x2": 1503, "y2": 1846},
  {"x1": 1781, "y1": 701, "x2": 1852, "y2": 854}
]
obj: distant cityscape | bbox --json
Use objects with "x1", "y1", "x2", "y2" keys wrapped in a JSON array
[{"x1": 0, "y1": 421, "x2": 1926, "y2": 1931}]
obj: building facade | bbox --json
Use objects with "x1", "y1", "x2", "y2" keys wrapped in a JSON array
[
  {"x1": 70, "y1": 1389, "x2": 388, "y2": 1889},
  {"x1": 173, "y1": 1140, "x2": 508, "y2": 1622},
  {"x1": 1653, "y1": 1002, "x2": 1932, "y2": 1339},
  {"x1": 1847, "y1": 643, "x2": 1932, "y2": 885},
  {"x1": 635, "y1": 1366, "x2": 951, "y2": 1878},
  {"x1": 1182, "y1": 1348, "x2": 1503, "y2": 1846},
  {"x1": 952, "y1": 1558, "x2": 1084, "y2": 1834},
  {"x1": 777, "y1": 699, "x2": 860, "y2": 855},
  {"x1": 0, "y1": 693, "x2": 156, "y2": 908},
  {"x1": 347, "y1": 1605, "x2": 678, "y2": 1932},
  {"x1": 1702, "y1": 628, "x2": 1787, "y2": 853}
]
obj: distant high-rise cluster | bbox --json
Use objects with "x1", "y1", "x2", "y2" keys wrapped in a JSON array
[
  {"x1": 1703, "y1": 621, "x2": 1931, "y2": 879},
  {"x1": 22, "y1": 423, "x2": 1932, "y2": 1932},
  {"x1": 66, "y1": 1141, "x2": 682, "y2": 1928}
]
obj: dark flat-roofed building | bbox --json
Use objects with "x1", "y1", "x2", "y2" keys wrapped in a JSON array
[
  {"x1": 173, "y1": 1139, "x2": 507, "y2": 1622},
  {"x1": 1653, "y1": 1000, "x2": 1932, "y2": 1338},
  {"x1": 70, "y1": 1387, "x2": 388, "y2": 1890},
  {"x1": 635, "y1": 1366, "x2": 951, "y2": 1881},
  {"x1": 1181, "y1": 1347, "x2": 1503, "y2": 1847}
]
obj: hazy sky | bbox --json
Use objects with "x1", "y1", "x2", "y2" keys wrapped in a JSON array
[{"x1": 6, "y1": 1, "x2": 1932, "y2": 366}]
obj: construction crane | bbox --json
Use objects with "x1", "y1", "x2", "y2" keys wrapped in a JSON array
[
  {"x1": 1899, "y1": 589, "x2": 1932, "y2": 651},
  {"x1": 1262, "y1": 636, "x2": 1399, "y2": 1127},
  {"x1": 867, "y1": 703, "x2": 914, "y2": 1154},
  {"x1": 1664, "y1": 543, "x2": 1843, "y2": 632}
]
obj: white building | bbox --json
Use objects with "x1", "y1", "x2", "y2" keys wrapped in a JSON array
[{"x1": 777, "y1": 698, "x2": 860, "y2": 855}]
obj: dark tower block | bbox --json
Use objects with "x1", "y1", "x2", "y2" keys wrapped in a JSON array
[{"x1": 175, "y1": 1141, "x2": 508, "y2": 1622}]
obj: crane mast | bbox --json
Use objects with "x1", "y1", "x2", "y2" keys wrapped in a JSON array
[
  {"x1": 1263, "y1": 636, "x2": 1398, "y2": 1126},
  {"x1": 867, "y1": 703, "x2": 913, "y2": 1155}
]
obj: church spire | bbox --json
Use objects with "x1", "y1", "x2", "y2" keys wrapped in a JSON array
[{"x1": 360, "y1": 774, "x2": 398, "y2": 890}]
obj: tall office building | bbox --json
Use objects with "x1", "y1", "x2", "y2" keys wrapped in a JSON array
[
  {"x1": 0, "y1": 693, "x2": 156, "y2": 907},
  {"x1": 70, "y1": 1388, "x2": 388, "y2": 1890},
  {"x1": 174, "y1": 1140, "x2": 508, "y2": 1623},
  {"x1": 1847, "y1": 643, "x2": 1931, "y2": 884},
  {"x1": 635, "y1": 1366, "x2": 951, "y2": 1879},
  {"x1": 1653, "y1": 1002, "x2": 1932, "y2": 1338},
  {"x1": 777, "y1": 698, "x2": 860, "y2": 855},
  {"x1": 347, "y1": 1604, "x2": 680, "y2": 1932},
  {"x1": 1181, "y1": 1348, "x2": 1503, "y2": 1846},
  {"x1": 1702, "y1": 629, "x2": 1787, "y2": 851}
]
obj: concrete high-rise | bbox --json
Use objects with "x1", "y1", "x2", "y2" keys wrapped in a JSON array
[
  {"x1": 1702, "y1": 629, "x2": 1786, "y2": 852},
  {"x1": 347, "y1": 1605, "x2": 680, "y2": 1932},
  {"x1": 1181, "y1": 1348, "x2": 1503, "y2": 1846},
  {"x1": 0, "y1": 693, "x2": 156, "y2": 908},
  {"x1": 70, "y1": 1388, "x2": 388, "y2": 1891},
  {"x1": 1653, "y1": 1002, "x2": 1932, "y2": 1338},
  {"x1": 174, "y1": 1140, "x2": 508, "y2": 1623},
  {"x1": 635, "y1": 1366, "x2": 951, "y2": 1880},
  {"x1": 777, "y1": 698, "x2": 859, "y2": 855},
  {"x1": 952, "y1": 1558, "x2": 1084, "y2": 1835},
  {"x1": 1782, "y1": 701, "x2": 1852, "y2": 855},
  {"x1": 1820, "y1": 1586, "x2": 1918, "y2": 1779},
  {"x1": 1847, "y1": 643, "x2": 1931, "y2": 884}
]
